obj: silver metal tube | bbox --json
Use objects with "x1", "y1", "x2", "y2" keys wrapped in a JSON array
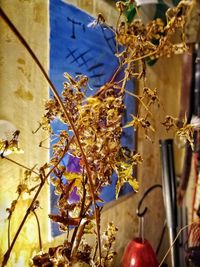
[{"x1": 159, "y1": 139, "x2": 180, "y2": 267}]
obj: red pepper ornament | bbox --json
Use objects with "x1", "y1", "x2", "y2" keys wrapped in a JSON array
[
  {"x1": 122, "y1": 237, "x2": 159, "y2": 267},
  {"x1": 122, "y1": 211, "x2": 159, "y2": 267}
]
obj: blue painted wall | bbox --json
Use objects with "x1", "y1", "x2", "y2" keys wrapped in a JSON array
[{"x1": 50, "y1": 0, "x2": 135, "y2": 236}]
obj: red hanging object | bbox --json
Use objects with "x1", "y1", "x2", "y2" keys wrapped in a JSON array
[
  {"x1": 122, "y1": 185, "x2": 162, "y2": 267},
  {"x1": 122, "y1": 238, "x2": 159, "y2": 267}
]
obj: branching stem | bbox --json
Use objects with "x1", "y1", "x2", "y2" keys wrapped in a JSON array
[
  {"x1": 2, "y1": 181, "x2": 44, "y2": 267},
  {"x1": 71, "y1": 174, "x2": 87, "y2": 255},
  {"x1": 1, "y1": 138, "x2": 71, "y2": 266}
]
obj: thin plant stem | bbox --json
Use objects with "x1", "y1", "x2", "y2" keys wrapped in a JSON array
[
  {"x1": 125, "y1": 89, "x2": 151, "y2": 114},
  {"x1": 7, "y1": 193, "x2": 21, "y2": 250},
  {"x1": 158, "y1": 219, "x2": 200, "y2": 267},
  {"x1": 71, "y1": 181, "x2": 103, "y2": 259},
  {"x1": 110, "y1": 64, "x2": 123, "y2": 84},
  {"x1": 93, "y1": 241, "x2": 98, "y2": 261},
  {"x1": 121, "y1": 61, "x2": 131, "y2": 93},
  {"x1": 32, "y1": 210, "x2": 42, "y2": 250},
  {"x1": 109, "y1": 50, "x2": 157, "y2": 89},
  {"x1": 7, "y1": 217, "x2": 11, "y2": 249},
  {"x1": 0, "y1": 8, "x2": 102, "y2": 263},
  {"x1": 71, "y1": 221, "x2": 88, "y2": 258},
  {"x1": 2, "y1": 182, "x2": 44, "y2": 267},
  {"x1": 1, "y1": 156, "x2": 40, "y2": 176},
  {"x1": 71, "y1": 174, "x2": 87, "y2": 255},
  {"x1": 115, "y1": 14, "x2": 122, "y2": 64},
  {"x1": 28, "y1": 183, "x2": 41, "y2": 193}
]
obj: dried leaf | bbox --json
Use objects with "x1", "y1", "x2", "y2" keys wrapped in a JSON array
[
  {"x1": 48, "y1": 214, "x2": 80, "y2": 226},
  {"x1": 63, "y1": 171, "x2": 82, "y2": 181}
]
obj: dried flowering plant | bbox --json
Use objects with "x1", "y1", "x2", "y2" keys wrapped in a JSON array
[
  {"x1": 0, "y1": 0, "x2": 195, "y2": 266},
  {"x1": 31, "y1": 73, "x2": 140, "y2": 266}
]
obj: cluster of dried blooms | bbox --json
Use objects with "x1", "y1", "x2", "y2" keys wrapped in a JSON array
[
  {"x1": 1, "y1": 0, "x2": 195, "y2": 266},
  {"x1": 43, "y1": 74, "x2": 140, "y2": 193},
  {"x1": 114, "y1": 0, "x2": 194, "y2": 145},
  {"x1": 0, "y1": 130, "x2": 22, "y2": 155},
  {"x1": 162, "y1": 115, "x2": 195, "y2": 149},
  {"x1": 116, "y1": 0, "x2": 189, "y2": 62},
  {"x1": 30, "y1": 72, "x2": 139, "y2": 266},
  {"x1": 124, "y1": 86, "x2": 159, "y2": 141},
  {"x1": 32, "y1": 223, "x2": 118, "y2": 267}
]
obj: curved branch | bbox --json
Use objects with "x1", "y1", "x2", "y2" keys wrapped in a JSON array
[{"x1": 32, "y1": 210, "x2": 42, "y2": 250}]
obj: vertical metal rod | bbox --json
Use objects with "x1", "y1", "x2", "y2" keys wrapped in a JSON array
[
  {"x1": 159, "y1": 139, "x2": 180, "y2": 267},
  {"x1": 139, "y1": 216, "x2": 145, "y2": 243}
]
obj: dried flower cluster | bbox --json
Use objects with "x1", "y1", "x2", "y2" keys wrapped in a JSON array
[
  {"x1": 115, "y1": 0, "x2": 194, "y2": 145},
  {"x1": 43, "y1": 73, "x2": 139, "y2": 192},
  {"x1": 162, "y1": 115, "x2": 195, "y2": 149},
  {"x1": 116, "y1": 1, "x2": 189, "y2": 63},
  {"x1": 30, "y1": 72, "x2": 139, "y2": 266},
  {"x1": 32, "y1": 223, "x2": 118, "y2": 267},
  {"x1": 0, "y1": 130, "x2": 23, "y2": 156}
]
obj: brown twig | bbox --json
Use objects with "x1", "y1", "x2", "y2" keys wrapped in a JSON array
[
  {"x1": 7, "y1": 194, "x2": 21, "y2": 250},
  {"x1": 70, "y1": 174, "x2": 87, "y2": 255},
  {"x1": 32, "y1": 210, "x2": 42, "y2": 250},
  {"x1": 7, "y1": 217, "x2": 11, "y2": 249},
  {"x1": 71, "y1": 221, "x2": 88, "y2": 259},
  {"x1": 1, "y1": 155, "x2": 40, "y2": 176},
  {"x1": 93, "y1": 241, "x2": 98, "y2": 262}
]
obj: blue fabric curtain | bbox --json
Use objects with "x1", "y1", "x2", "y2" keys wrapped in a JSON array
[{"x1": 50, "y1": 0, "x2": 135, "y2": 236}]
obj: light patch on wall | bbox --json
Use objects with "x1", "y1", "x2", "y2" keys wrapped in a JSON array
[
  {"x1": 17, "y1": 58, "x2": 25, "y2": 65},
  {"x1": 0, "y1": 120, "x2": 17, "y2": 140},
  {"x1": 5, "y1": 33, "x2": 12, "y2": 43},
  {"x1": 0, "y1": 56, "x2": 3, "y2": 66},
  {"x1": 17, "y1": 58, "x2": 31, "y2": 82},
  {"x1": 14, "y1": 85, "x2": 34, "y2": 101},
  {"x1": 18, "y1": 0, "x2": 32, "y2": 2},
  {"x1": 33, "y1": 3, "x2": 45, "y2": 24}
]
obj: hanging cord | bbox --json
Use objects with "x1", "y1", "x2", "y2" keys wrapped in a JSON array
[
  {"x1": 159, "y1": 219, "x2": 200, "y2": 267},
  {"x1": 136, "y1": 184, "x2": 167, "y2": 256}
]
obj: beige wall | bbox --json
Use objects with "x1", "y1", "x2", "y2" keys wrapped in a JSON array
[
  {"x1": 65, "y1": 0, "x2": 118, "y2": 27},
  {"x1": 137, "y1": 55, "x2": 183, "y2": 265},
  {"x1": 0, "y1": 1, "x2": 49, "y2": 266}
]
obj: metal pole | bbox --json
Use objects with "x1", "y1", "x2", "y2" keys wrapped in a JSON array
[{"x1": 159, "y1": 139, "x2": 180, "y2": 267}]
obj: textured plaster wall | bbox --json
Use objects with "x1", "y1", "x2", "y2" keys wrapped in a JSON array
[
  {"x1": 65, "y1": 0, "x2": 118, "y2": 27},
  {"x1": 0, "y1": 0, "x2": 49, "y2": 266}
]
